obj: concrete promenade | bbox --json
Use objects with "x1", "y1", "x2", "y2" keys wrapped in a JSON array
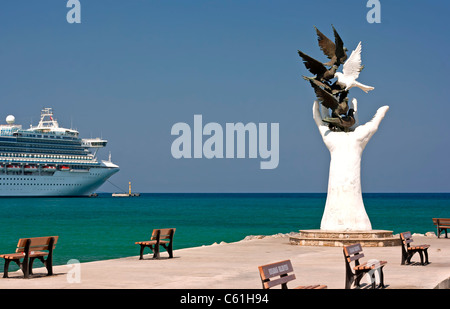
[{"x1": 0, "y1": 233, "x2": 449, "y2": 289}]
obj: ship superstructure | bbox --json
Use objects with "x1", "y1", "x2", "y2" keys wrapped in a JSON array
[{"x1": 0, "y1": 108, "x2": 119, "y2": 196}]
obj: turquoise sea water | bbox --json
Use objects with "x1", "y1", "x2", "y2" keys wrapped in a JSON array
[{"x1": 0, "y1": 193, "x2": 449, "y2": 270}]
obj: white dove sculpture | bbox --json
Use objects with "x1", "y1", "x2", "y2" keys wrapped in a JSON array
[{"x1": 334, "y1": 41, "x2": 374, "y2": 93}]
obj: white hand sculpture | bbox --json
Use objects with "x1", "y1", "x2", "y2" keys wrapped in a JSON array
[{"x1": 313, "y1": 100, "x2": 389, "y2": 231}]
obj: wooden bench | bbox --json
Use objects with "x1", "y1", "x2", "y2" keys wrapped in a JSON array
[
  {"x1": 0, "y1": 236, "x2": 58, "y2": 279},
  {"x1": 400, "y1": 231, "x2": 430, "y2": 265},
  {"x1": 135, "y1": 228, "x2": 175, "y2": 259},
  {"x1": 343, "y1": 243, "x2": 387, "y2": 289},
  {"x1": 432, "y1": 218, "x2": 450, "y2": 238},
  {"x1": 258, "y1": 259, "x2": 327, "y2": 289}
]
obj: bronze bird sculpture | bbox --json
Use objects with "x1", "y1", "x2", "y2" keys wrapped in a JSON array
[
  {"x1": 322, "y1": 109, "x2": 355, "y2": 132},
  {"x1": 304, "y1": 75, "x2": 343, "y2": 95},
  {"x1": 315, "y1": 25, "x2": 348, "y2": 67},
  {"x1": 298, "y1": 50, "x2": 337, "y2": 82},
  {"x1": 309, "y1": 80, "x2": 349, "y2": 118}
]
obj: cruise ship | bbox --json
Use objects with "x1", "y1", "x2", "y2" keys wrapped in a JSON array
[{"x1": 0, "y1": 108, "x2": 119, "y2": 196}]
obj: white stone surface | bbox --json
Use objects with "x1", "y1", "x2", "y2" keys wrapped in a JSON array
[{"x1": 313, "y1": 100, "x2": 389, "y2": 231}]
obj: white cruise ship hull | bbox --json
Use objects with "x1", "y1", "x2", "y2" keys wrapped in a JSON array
[
  {"x1": 0, "y1": 108, "x2": 120, "y2": 197},
  {"x1": 0, "y1": 167, "x2": 119, "y2": 197}
]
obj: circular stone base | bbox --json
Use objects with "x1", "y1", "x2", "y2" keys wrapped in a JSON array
[{"x1": 289, "y1": 229, "x2": 401, "y2": 247}]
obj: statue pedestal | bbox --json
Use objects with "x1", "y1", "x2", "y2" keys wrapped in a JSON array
[{"x1": 289, "y1": 229, "x2": 401, "y2": 247}]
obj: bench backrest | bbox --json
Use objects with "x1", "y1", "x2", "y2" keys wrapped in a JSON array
[
  {"x1": 258, "y1": 259, "x2": 296, "y2": 289},
  {"x1": 400, "y1": 231, "x2": 413, "y2": 248},
  {"x1": 151, "y1": 228, "x2": 175, "y2": 242},
  {"x1": 343, "y1": 243, "x2": 364, "y2": 264},
  {"x1": 15, "y1": 236, "x2": 59, "y2": 253},
  {"x1": 433, "y1": 218, "x2": 450, "y2": 226}
]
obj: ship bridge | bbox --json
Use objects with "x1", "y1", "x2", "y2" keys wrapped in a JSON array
[
  {"x1": 27, "y1": 108, "x2": 79, "y2": 137},
  {"x1": 82, "y1": 138, "x2": 108, "y2": 148}
]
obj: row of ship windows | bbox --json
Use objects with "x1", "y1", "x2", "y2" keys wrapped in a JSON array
[
  {"x1": 19, "y1": 135, "x2": 77, "y2": 140},
  {"x1": 1, "y1": 142, "x2": 83, "y2": 149},
  {"x1": 0, "y1": 153, "x2": 90, "y2": 160},
  {"x1": 0, "y1": 137, "x2": 78, "y2": 144},
  {"x1": 0, "y1": 175, "x2": 99, "y2": 180},
  {"x1": 0, "y1": 173, "x2": 100, "y2": 179},
  {"x1": 2, "y1": 178, "x2": 37, "y2": 180},
  {"x1": 0, "y1": 183, "x2": 82, "y2": 186}
]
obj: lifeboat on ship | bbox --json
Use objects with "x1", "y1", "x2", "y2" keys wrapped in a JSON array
[
  {"x1": 42, "y1": 165, "x2": 56, "y2": 171},
  {"x1": 60, "y1": 165, "x2": 70, "y2": 171},
  {"x1": 24, "y1": 165, "x2": 38, "y2": 172},
  {"x1": 6, "y1": 165, "x2": 21, "y2": 172}
]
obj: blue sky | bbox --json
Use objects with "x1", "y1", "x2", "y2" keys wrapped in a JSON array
[{"x1": 0, "y1": 1, "x2": 448, "y2": 193}]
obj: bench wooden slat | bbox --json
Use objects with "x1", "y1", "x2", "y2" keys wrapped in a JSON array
[
  {"x1": 0, "y1": 251, "x2": 49, "y2": 260},
  {"x1": 258, "y1": 259, "x2": 294, "y2": 280},
  {"x1": 433, "y1": 218, "x2": 450, "y2": 224},
  {"x1": 135, "y1": 240, "x2": 170, "y2": 245},
  {"x1": 401, "y1": 232, "x2": 411, "y2": 239},
  {"x1": 354, "y1": 260, "x2": 387, "y2": 270},
  {"x1": 151, "y1": 228, "x2": 176, "y2": 240},
  {"x1": 295, "y1": 284, "x2": 327, "y2": 289},
  {"x1": 263, "y1": 274, "x2": 296, "y2": 289},
  {"x1": 16, "y1": 236, "x2": 58, "y2": 253},
  {"x1": 344, "y1": 243, "x2": 363, "y2": 255},
  {"x1": 347, "y1": 253, "x2": 364, "y2": 262},
  {"x1": 344, "y1": 244, "x2": 365, "y2": 263},
  {"x1": 409, "y1": 245, "x2": 430, "y2": 250}
]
